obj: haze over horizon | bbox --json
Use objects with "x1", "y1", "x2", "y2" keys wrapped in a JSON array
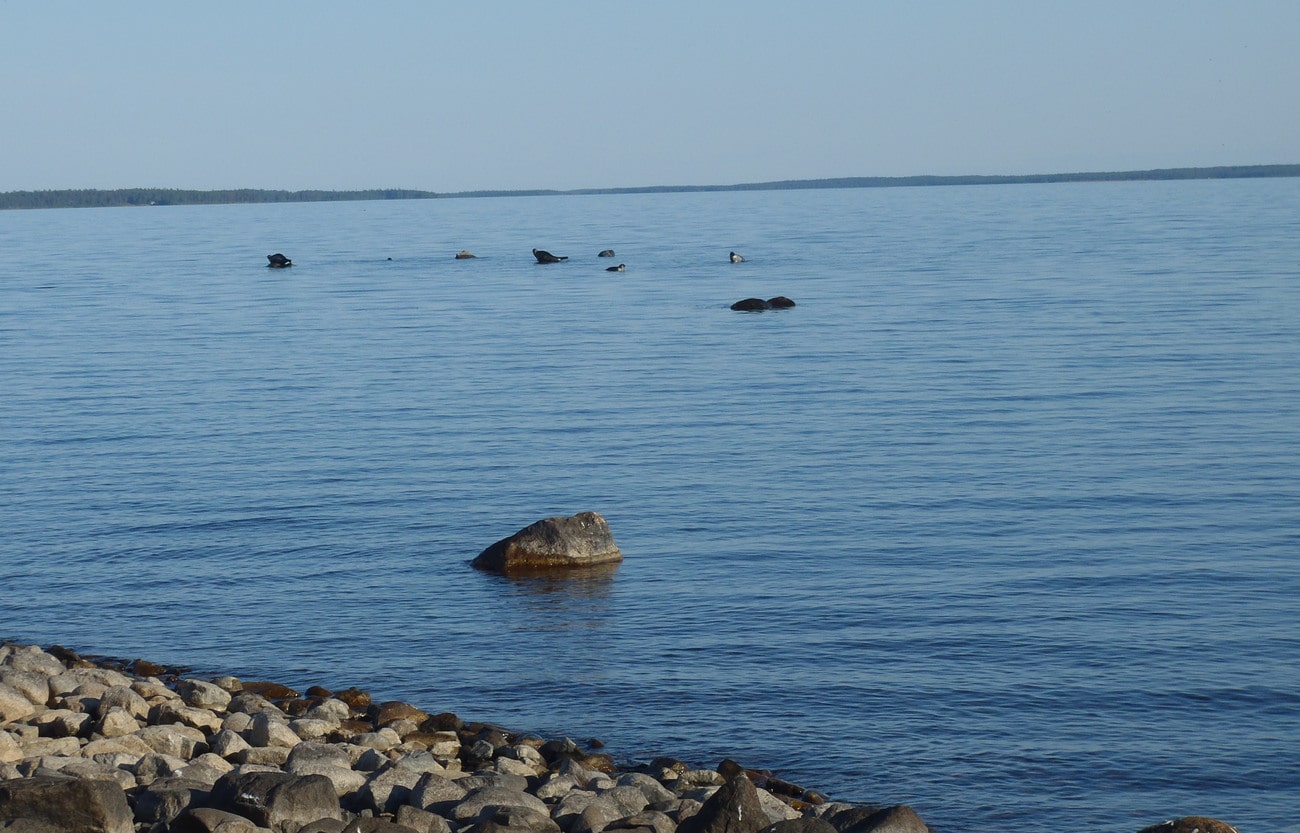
[{"x1": 4, "y1": 2, "x2": 1297, "y2": 194}]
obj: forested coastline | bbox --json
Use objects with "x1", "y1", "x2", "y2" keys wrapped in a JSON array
[{"x1": 3, "y1": 164, "x2": 1297, "y2": 209}]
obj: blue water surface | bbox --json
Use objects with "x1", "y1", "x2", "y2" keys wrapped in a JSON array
[{"x1": 2, "y1": 179, "x2": 1298, "y2": 832}]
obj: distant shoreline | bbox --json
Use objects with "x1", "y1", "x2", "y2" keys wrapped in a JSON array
[{"x1": 3, "y1": 164, "x2": 1297, "y2": 210}]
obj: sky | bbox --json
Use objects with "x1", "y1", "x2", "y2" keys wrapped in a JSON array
[{"x1": 2, "y1": 1, "x2": 1298, "y2": 193}]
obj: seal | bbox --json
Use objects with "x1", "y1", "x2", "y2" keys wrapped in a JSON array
[
  {"x1": 266, "y1": 253, "x2": 292, "y2": 268},
  {"x1": 605, "y1": 263, "x2": 626, "y2": 272},
  {"x1": 729, "y1": 251, "x2": 745, "y2": 263},
  {"x1": 533, "y1": 248, "x2": 568, "y2": 263}
]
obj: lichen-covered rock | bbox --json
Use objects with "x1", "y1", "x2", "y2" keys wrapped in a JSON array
[{"x1": 471, "y1": 512, "x2": 623, "y2": 574}]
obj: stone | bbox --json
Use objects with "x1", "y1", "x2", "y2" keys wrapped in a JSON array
[
  {"x1": 471, "y1": 512, "x2": 623, "y2": 573},
  {"x1": 0, "y1": 730, "x2": 23, "y2": 763},
  {"x1": 172, "y1": 807, "x2": 263, "y2": 833},
  {"x1": 754, "y1": 788, "x2": 802, "y2": 824},
  {"x1": 677, "y1": 776, "x2": 768, "y2": 833},
  {"x1": 569, "y1": 797, "x2": 625, "y2": 833},
  {"x1": 1136, "y1": 819, "x2": 1241, "y2": 833},
  {"x1": 251, "y1": 712, "x2": 305, "y2": 748},
  {"x1": 456, "y1": 251, "x2": 478, "y2": 259},
  {"x1": 766, "y1": 296, "x2": 796, "y2": 309},
  {"x1": 0, "y1": 773, "x2": 134, "y2": 833},
  {"x1": 286, "y1": 741, "x2": 353, "y2": 775},
  {"x1": 359, "y1": 762, "x2": 426, "y2": 814},
  {"x1": 179, "y1": 679, "x2": 234, "y2": 711},
  {"x1": 97, "y1": 685, "x2": 150, "y2": 719},
  {"x1": 134, "y1": 777, "x2": 213, "y2": 825},
  {"x1": 1, "y1": 646, "x2": 67, "y2": 677},
  {"x1": 134, "y1": 752, "x2": 191, "y2": 785},
  {"x1": 409, "y1": 770, "x2": 469, "y2": 812},
  {"x1": 395, "y1": 805, "x2": 454, "y2": 833},
  {"x1": 137, "y1": 723, "x2": 208, "y2": 759},
  {"x1": 832, "y1": 806, "x2": 930, "y2": 833},
  {"x1": 532, "y1": 249, "x2": 568, "y2": 264},
  {"x1": 267, "y1": 253, "x2": 293, "y2": 268},
  {"x1": 469, "y1": 805, "x2": 562, "y2": 833},
  {"x1": 376, "y1": 701, "x2": 429, "y2": 727},
  {"x1": 759, "y1": 821, "x2": 838, "y2": 833},
  {"x1": 0, "y1": 682, "x2": 39, "y2": 723},
  {"x1": 616, "y1": 772, "x2": 677, "y2": 805},
  {"x1": 450, "y1": 785, "x2": 551, "y2": 824},
  {"x1": 609, "y1": 811, "x2": 678, "y2": 833},
  {"x1": 0, "y1": 668, "x2": 52, "y2": 705},
  {"x1": 153, "y1": 701, "x2": 226, "y2": 733},
  {"x1": 211, "y1": 728, "x2": 254, "y2": 759},
  {"x1": 730, "y1": 298, "x2": 770, "y2": 311},
  {"x1": 598, "y1": 250, "x2": 616, "y2": 257},
  {"x1": 210, "y1": 770, "x2": 342, "y2": 833}
]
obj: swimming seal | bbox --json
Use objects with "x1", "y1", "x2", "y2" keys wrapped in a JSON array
[
  {"x1": 605, "y1": 263, "x2": 626, "y2": 272},
  {"x1": 267, "y1": 253, "x2": 292, "y2": 268},
  {"x1": 729, "y1": 251, "x2": 745, "y2": 263},
  {"x1": 533, "y1": 248, "x2": 568, "y2": 263}
]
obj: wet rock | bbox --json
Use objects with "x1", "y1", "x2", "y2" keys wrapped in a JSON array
[
  {"x1": 267, "y1": 254, "x2": 293, "y2": 268},
  {"x1": 456, "y1": 251, "x2": 478, "y2": 259},
  {"x1": 598, "y1": 250, "x2": 616, "y2": 257},
  {"x1": 1136, "y1": 819, "x2": 1241, "y2": 833}
]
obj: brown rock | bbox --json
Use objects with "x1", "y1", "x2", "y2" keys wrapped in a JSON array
[
  {"x1": 1136, "y1": 818, "x2": 1240, "y2": 833},
  {"x1": 241, "y1": 681, "x2": 300, "y2": 700},
  {"x1": 833, "y1": 806, "x2": 930, "y2": 833},
  {"x1": 335, "y1": 687, "x2": 372, "y2": 710},
  {"x1": 377, "y1": 701, "x2": 430, "y2": 727}
]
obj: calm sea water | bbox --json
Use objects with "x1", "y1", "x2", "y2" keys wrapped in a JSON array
[{"x1": 2, "y1": 180, "x2": 1298, "y2": 832}]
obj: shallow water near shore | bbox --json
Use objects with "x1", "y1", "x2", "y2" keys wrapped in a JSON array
[{"x1": 3, "y1": 179, "x2": 1299, "y2": 832}]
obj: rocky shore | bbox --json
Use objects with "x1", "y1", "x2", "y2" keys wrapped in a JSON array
[{"x1": 0, "y1": 642, "x2": 1238, "y2": 833}]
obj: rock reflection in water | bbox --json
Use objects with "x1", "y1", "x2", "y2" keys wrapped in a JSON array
[{"x1": 496, "y1": 564, "x2": 619, "y2": 633}]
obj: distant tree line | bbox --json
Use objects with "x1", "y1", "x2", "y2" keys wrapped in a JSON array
[
  {"x1": 0, "y1": 188, "x2": 439, "y2": 210},
  {"x1": 3, "y1": 166, "x2": 1297, "y2": 209}
]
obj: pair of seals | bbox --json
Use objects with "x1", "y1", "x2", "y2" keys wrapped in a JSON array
[
  {"x1": 267, "y1": 253, "x2": 292, "y2": 268},
  {"x1": 731, "y1": 296, "x2": 795, "y2": 311},
  {"x1": 533, "y1": 248, "x2": 568, "y2": 263}
]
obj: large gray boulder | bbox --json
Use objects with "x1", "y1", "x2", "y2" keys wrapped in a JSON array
[
  {"x1": 0, "y1": 774, "x2": 134, "y2": 833},
  {"x1": 209, "y1": 770, "x2": 342, "y2": 833},
  {"x1": 471, "y1": 513, "x2": 622, "y2": 574}
]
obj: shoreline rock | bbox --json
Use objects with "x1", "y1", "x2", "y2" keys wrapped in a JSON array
[{"x1": 0, "y1": 642, "x2": 1236, "y2": 833}]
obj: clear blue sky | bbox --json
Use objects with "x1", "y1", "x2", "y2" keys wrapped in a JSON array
[{"x1": 3, "y1": 1, "x2": 1297, "y2": 193}]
